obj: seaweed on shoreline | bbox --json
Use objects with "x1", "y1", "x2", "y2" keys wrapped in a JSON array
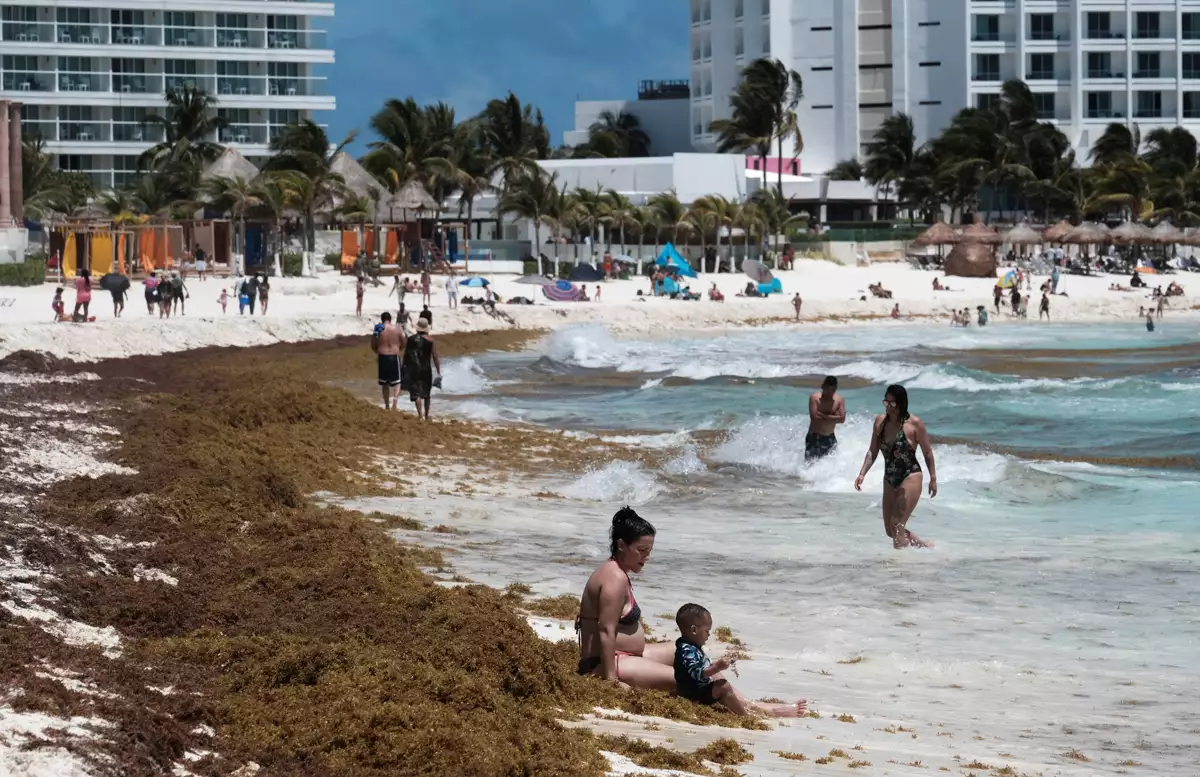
[{"x1": 8, "y1": 334, "x2": 767, "y2": 775}]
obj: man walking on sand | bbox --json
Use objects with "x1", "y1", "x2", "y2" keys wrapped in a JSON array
[
  {"x1": 792, "y1": 293, "x2": 803, "y2": 320},
  {"x1": 806, "y1": 376, "x2": 846, "y2": 462},
  {"x1": 371, "y1": 311, "x2": 404, "y2": 410},
  {"x1": 402, "y1": 318, "x2": 441, "y2": 421}
]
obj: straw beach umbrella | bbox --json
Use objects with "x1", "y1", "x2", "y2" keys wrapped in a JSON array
[
  {"x1": 1062, "y1": 222, "x2": 1110, "y2": 246},
  {"x1": 1149, "y1": 221, "x2": 1183, "y2": 246},
  {"x1": 1110, "y1": 221, "x2": 1153, "y2": 246},
  {"x1": 1042, "y1": 219, "x2": 1074, "y2": 243},
  {"x1": 962, "y1": 220, "x2": 1001, "y2": 245},
  {"x1": 1002, "y1": 223, "x2": 1043, "y2": 246},
  {"x1": 201, "y1": 147, "x2": 259, "y2": 183},
  {"x1": 911, "y1": 221, "x2": 959, "y2": 247}
]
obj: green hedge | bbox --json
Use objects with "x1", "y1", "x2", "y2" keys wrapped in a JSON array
[
  {"x1": 522, "y1": 259, "x2": 539, "y2": 276},
  {"x1": 0, "y1": 258, "x2": 47, "y2": 286},
  {"x1": 283, "y1": 253, "x2": 304, "y2": 277},
  {"x1": 324, "y1": 252, "x2": 341, "y2": 269}
]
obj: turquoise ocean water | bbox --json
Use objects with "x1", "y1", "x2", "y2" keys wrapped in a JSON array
[{"x1": 430, "y1": 321, "x2": 1200, "y2": 773}]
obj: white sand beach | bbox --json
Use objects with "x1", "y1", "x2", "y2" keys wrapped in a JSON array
[{"x1": 1, "y1": 260, "x2": 1194, "y2": 361}]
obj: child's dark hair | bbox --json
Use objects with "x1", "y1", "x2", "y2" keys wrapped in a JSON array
[
  {"x1": 676, "y1": 603, "x2": 710, "y2": 632},
  {"x1": 610, "y1": 506, "x2": 655, "y2": 558},
  {"x1": 55, "y1": 287, "x2": 63, "y2": 294}
]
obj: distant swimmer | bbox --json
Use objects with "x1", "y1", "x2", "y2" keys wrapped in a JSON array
[
  {"x1": 1146, "y1": 311, "x2": 1156, "y2": 332},
  {"x1": 854, "y1": 384, "x2": 937, "y2": 549},
  {"x1": 806, "y1": 376, "x2": 846, "y2": 462}
]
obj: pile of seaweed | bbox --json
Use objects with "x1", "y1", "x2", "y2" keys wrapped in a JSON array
[{"x1": 7, "y1": 334, "x2": 759, "y2": 777}]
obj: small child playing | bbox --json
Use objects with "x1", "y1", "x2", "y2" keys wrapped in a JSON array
[
  {"x1": 673, "y1": 603, "x2": 807, "y2": 718},
  {"x1": 218, "y1": 288, "x2": 228, "y2": 314},
  {"x1": 51, "y1": 287, "x2": 64, "y2": 322}
]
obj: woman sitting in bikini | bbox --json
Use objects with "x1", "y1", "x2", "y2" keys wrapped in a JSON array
[
  {"x1": 576, "y1": 507, "x2": 676, "y2": 690},
  {"x1": 854, "y1": 384, "x2": 937, "y2": 549}
]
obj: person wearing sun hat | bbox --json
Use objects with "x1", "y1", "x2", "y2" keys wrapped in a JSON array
[{"x1": 402, "y1": 317, "x2": 441, "y2": 420}]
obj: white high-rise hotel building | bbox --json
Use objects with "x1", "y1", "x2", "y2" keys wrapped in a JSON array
[
  {"x1": 0, "y1": 0, "x2": 335, "y2": 189},
  {"x1": 693, "y1": 0, "x2": 1200, "y2": 174}
]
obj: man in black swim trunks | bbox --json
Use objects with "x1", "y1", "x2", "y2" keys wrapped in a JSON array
[{"x1": 806, "y1": 375, "x2": 846, "y2": 462}]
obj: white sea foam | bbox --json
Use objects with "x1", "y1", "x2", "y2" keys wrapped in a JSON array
[
  {"x1": 559, "y1": 460, "x2": 662, "y2": 504},
  {"x1": 710, "y1": 413, "x2": 1009, "y2": 491},
  {"x1": 439, "y1": 356, "x2": 492, "y2": 395},
  {"x1": 662, "y1": 444, "x2": 706, "y2": 476}
]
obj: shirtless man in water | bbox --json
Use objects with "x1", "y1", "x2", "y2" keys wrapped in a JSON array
[
  {"x1": 806, "y1": 375, "x2": 846, "y2": 462},
  {"x1": 371, "y1": 311, "x2": 404, "y2": 410}
]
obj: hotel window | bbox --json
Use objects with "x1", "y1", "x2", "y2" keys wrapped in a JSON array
[
  {"x1": 691, "y1": 0, "x2": 701, "y2": 24},
  {"x1": 1135, "y1": 52, "x2": 1160, "y2": 79},
  {"x1": 1135, "y1": 91, "x2": 1163, "y2": 119},
  {"x1": 1086, "y1": 12, "x2": 1111, "y2": 39},
  {"x1": 1033, "y1": 92, "x2": 1055, "y2": 119},
  {"x1": 113, "y1": 156, "x2": 139, "y2": 187},
  {"x1": 1185, "y1": 93, "x2": 1200, "y2": 119},
  {"x1": 973, "y1": 14, "x2": 999, "y2": 42},
  {"x1": 1029, "y1": 14, "x2": 1054, "y2": 41},
  {"x1": 973, "y1": 53, "x2": 1000, "y2": 81},
  {"x1": 1087, "y1": 52, "x2": 1112, "y2": 79},
  {"x1": 1135, "y1": 11, "x2": 1159, "y2": 40},
  {"x1": 1029, "y1": 53, "x2": 1054, "y2": 80},
  {"x1": 734, "y1": 26, "x2": 744, "y2": 57},
  {"x1": 734, "y1": 0, "x2": 743, "y2": 20},
  {"x1": 1087, "y1": 91, "x2": 1113, "y2": 119},
  {"x1": 976, "y1": 93, "x2": 1000, "y2": 111},
  {"x1": 1185, "y1": 53, "x2": 1200, "y2": 80},
  {"x1": 762, "y1": 23, "x2": 770, "y2": 55},
  {"x1": 1186, "y1": 13, "x2": 1200, "y2": 41}
]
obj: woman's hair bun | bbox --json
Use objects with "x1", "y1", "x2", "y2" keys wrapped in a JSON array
[{"x1": 612, "y1": 506, "x2": 640, "y2": 526}]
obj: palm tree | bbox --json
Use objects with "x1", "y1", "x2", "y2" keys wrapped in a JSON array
[
  {"x1": 710, "y1": 83, "x2": 774, "y2": 186},
  {"x1": 139, "y1": 86, "x2": 226, "y2": 178},
  {"x1": 23, "y1": 138, "x2": 79, "y2": 220},
  {"x1": 570, "y1": 185, "x2": 607, "y2": 255},
  {"x1": 729, "y1": 58, "x2": 804, "y2": 195},
  {"x1": 482, "y1": 92, "x2": 550, "y2": 232},
  {"x1": 269, "y1": 120, "x2": 354, "y2": 274},
  {"x1": 864, "y1": 113, "x2": 917, "y2": 208},
  {"x1": 1090, "y1": 123, "x2": 1140, "y2": 167},
  {"x1": 587, "y1": 110, "x2": 652, "y2": 157},
  {"x1": 828, "y1": 158, "x2": 865, "y2": 181},
  {"x1": 498, "y1": 169, "x2": 562, "y2": 274},
  {"x1": 448, "y1": 121, "x2": 494, "y2": 248},
  {"x1": 203, "y1": 175, "x2": 263, "y2": 275},
  {"x1": 604, "y1": 190, "x2": 635, "y2": 253},
  {"x1": 693, "y1": 194, "x2": 737, "y2": 269},
  {"x1": 336, "y1": 192, "x2": 376, "y2": 266},
  {"x1": 1142, "y1": 126, "x2": 1197, "y2": 178},
  {"x1": 735, "y1": 202, "x2": 762, "y2": 263},
  {"x1": 275, "y1": 168, "x2": 346, "y2": 276},
  {"x1": 131, "y1": 169, "x2": 192, "y2": 221},
  {"x1": 252, "y1": 174, "x2": 290, "y2": 276},
  {"x1": 628, "y1": 206, "x2": 660, "y2": 264},
  {"x1": 648, "y1": 190, "x2": 692, "y2": 250}
]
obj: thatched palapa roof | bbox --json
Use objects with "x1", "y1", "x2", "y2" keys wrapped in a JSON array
[
  {"x1": 1149, "y1": 221, "x2": 1183, "y2": 245},
  {"x1": 202, "y1": 147, "x2": 260, "y2": 183},
  {"x1": 1062, "y1": 222, "x2": 1110, "y2": 245},
  {"x1": 962, "y1": 220, "x2": 1001, "y2": 245},
  {"x1": 1110, "y1": 221, "x2": 1153, "y2": 245},
  {"x1": 911, "y1": 221, "x2": 958, "y2": 247},
  {"x1": 1042, "y1": 219, "x2": 1074, "y2": 243},
  {"x1": 1002, "y1": 223, "x2": 1043, "y2": 245},
  {"x1": 389, "y1": 180, "x2": 441, "y2": 214}
]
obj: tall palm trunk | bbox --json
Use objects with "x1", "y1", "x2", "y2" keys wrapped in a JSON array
[
  {"x1": 305, "y1": 210, "x2": 316, "y2": 276},
  {"x1": 239, "y1": 214, "x2": 247, "y2": 276},
  {"x1": 777, "y1": 136, "x2": 784, "y2": 195}
]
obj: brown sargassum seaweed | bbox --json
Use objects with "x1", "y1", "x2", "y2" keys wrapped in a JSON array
[{"x1": 2, "y1": 333, "x2": 764, "y2": 777}]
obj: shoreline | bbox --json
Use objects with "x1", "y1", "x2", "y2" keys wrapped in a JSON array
[{"x1": 3, "y1": 260, "x2": 1196, "y2": 362}]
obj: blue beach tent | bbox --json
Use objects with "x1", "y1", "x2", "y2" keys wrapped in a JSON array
[
  {"x1": 657, "y1": 276, "x2": 682, "y2": 296},
  {"x1": 655, "y1": 243, "x2": 697, "y2": 278},
  {"x1": 757, "y1": 278, "x2": 783, "y2": 296}
]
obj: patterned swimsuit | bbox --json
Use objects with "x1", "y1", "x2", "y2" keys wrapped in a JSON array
[{"x1": 881, "y1": 420, "x2": 921, "y2": 488}]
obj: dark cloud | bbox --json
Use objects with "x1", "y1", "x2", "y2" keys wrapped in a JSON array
[{"x1": 324, "y1": 0, "x2": 689, "y2": 151}]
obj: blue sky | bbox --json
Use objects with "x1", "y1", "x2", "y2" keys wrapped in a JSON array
[{"x1": 324, "y1": 0, "x2": 689, "y2": 152}]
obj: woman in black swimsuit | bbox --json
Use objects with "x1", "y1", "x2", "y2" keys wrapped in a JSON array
[
  {"x1": 575, "y1": 508, "x2": 675, "y2": 690},
  {"x1": 855, "y1": 384, "x2": 937, "y2": 549}
]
